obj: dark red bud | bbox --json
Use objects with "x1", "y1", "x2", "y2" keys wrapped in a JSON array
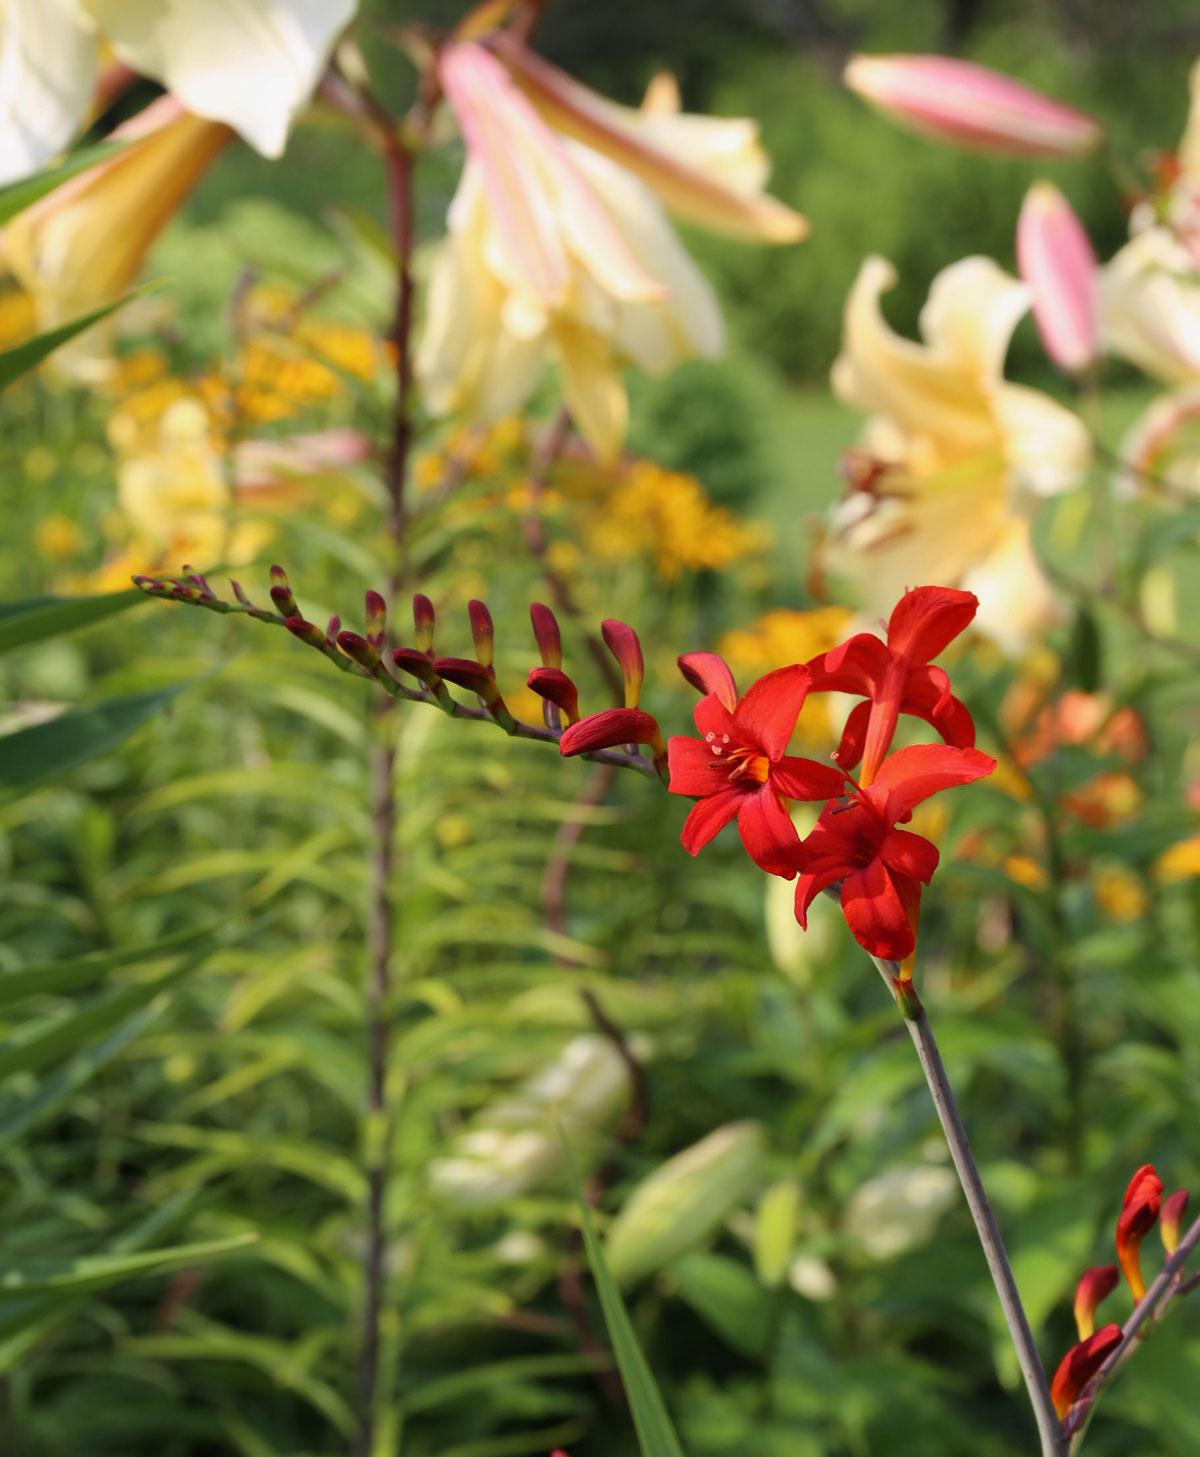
[
  {"x1": 1162, "y1": 1189, "x2": 1189, "y2": 1254},
  {"x1": 365, "y1": 590, "x2": 387, "y2": 649},
  {"x1": 285, "y1": 616, "x2": 327, "y2": 649},
  {"x1": 269, "y1": 564, "x2": 299, "y2": 617},
  {"x1": 392, "y1": 647, "x2": 439, "y2": 687},
  {"x1": 133, "y1": 575, "x2": 172, "y2": 597},
  {"x1": 413, "y1": 594, "x2": 435, "y2": 653},
  {"x1": 560, "y1": 707, "x2": 664, "y2": 759},
  {"x1": 1051, "y1": 1325, "x2": 1122, "y2": 1420},
  {"x1": 325, "y1": 615, "x2": 341, "y2": 644},
  {"x1": 468, "y1": 600, "x2": 494, "y2": 668},
  {"x1": 528, "y1": 666, "x2": 580, "y2": 725},
  {"x1": 230, "y1": 579, "x2": 252, "y2": 608},
  {"x1": 601, "y1": 620, "x2": 644, "y2": 708},
  {"x1": 338, "y1": 630, "x2": 381, "y2": 673},
  {"x1": 530, "y1": 602, "x2": 562, "y2": 668},
  {"x1": 678, "y1": 651, "x2": 738, "y2": 712}
]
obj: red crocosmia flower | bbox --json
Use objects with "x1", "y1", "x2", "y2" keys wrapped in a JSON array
[
  {"x1": 1050, "y1": 1324, "x2": 1122, "y2": 1419},
  {"x1": 807, "y1": 586, "x2": 978, "y2": 785},
  {"x1": 1161, "y1": 1188, "x2": 1189, "y2": 1255},
  {"x1": 793, "y1": 743, "x2": 996, "y2": 962},
  {"x1": 528, "y1": 666, "x2": 580, "y2": 725},
  {"x1": 560, "y1": 707, "x2": 665, "y2": 759},
  {"x1": 1073, "y1": 1264, "x2": 1118, "y2": 1340},
  {"x1": 1116, "y1": 1163, "x2": 1163, "y2": 1301},
  {"x1": 667, "y1": 665, "x2": 846, "y2": 877},
  {"x1": 677, "y1": 651, "x2": 738, "y2": 712}
]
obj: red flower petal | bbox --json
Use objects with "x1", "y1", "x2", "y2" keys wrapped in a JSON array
[
  {"x1": 772, "y1": 755, "x2": 847, "y2": 801},
  {"x1": 902, "y1": 665, "x2": 977, "y2": 748},
  {"x1": 886, "y1": 586, "x2": 978, "y2": 664},
  {"x1": 737, "y1": 785, "x2": 801, "y2": 876},
  {"x1": 809, "y1": 632, "x2": 889, "y2": 692},
  {"x1": 732, "y1": 664, "x2": 812, "y2": 761},
  {"x1": 680, "y1": 786, "x2": 743, "y2": 855},
  {"x1": 667, "y1": 736, "x2": 729, "y2": 797},
  {"x1": 678, "y1": 651, "x2": 738, "y2": 712},
  {"x1": 694, "y1": 691, "x2": 737, "y2": 742},
  {"x1": 560, "y1": 708, "x2": 662, "y2": 756},
  {"x1": 880, "y1": 827, "x2": 940, "y2": 883},
  {"x1": 840, "y1": 859, "x2": 916, "y2": 961},
  {"x1": 1050, "y1": 1324, "x2": 1122, "y2": 1419},
  {"x1": 1073, "y1": 1265, "x2": 1118, "y2": 1341},
  {"x1": 871, "y1": 744, "x2": 996, "y2": 821},
  {"x1": 794, "y1": 857, "x2": 847, "y2": 927},
  {"x1": 831, "y1": 699, "x2": 872, "y2": 770}
]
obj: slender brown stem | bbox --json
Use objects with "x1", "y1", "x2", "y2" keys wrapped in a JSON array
[
  {"x1": 856, "y1": 940, "x2": 1065, "y2": 1457},
  {"x1": 1065, "y1": 1211, "x2": 1200, "y2": 1452},
  {"x1": 354, "y1": 130, "x2": 415, "y2": 1457}
]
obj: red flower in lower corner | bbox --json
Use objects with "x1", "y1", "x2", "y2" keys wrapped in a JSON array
[
  {"x1": 667, "y1": 665, "x2": 846, "y2": 876},
  {"x1": 792, "y1": 743, "x2": 996, "y2": 961},
  {"x1": 1116, "y1": 1163, "x2": 1164, "y2": 1301},
  {"x1": 1050, "y1": 1324, "x2": 1123, "y2": 1420}
]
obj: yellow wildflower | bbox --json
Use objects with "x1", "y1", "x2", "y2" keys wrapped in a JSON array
[
  {"x1": 0, "y1": 288, "x2": 35, "y2": 349},
  {"x1": 1005, "y1": 854, "x2": 1048, "y2": 891},
  {"x1": 35, "y1": 515, "x2": 86, "y2": 561},
  {"x1": 1156, "y1": 835, "x2": 1200, "y2": 883},
  {"x1": 718, "y1": 606, "x2": 851, "y2": 745},
  {"x1": 1093, "y1": 867, "x2": 1148, "y2": 923}
]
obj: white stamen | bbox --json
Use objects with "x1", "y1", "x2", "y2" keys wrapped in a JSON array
[
  {"x1": 721, "y1": 734, "x2": 730, "y2": 744},
  {"x1": 705, "y1": 731, "x2": 715, "y2": 742}
]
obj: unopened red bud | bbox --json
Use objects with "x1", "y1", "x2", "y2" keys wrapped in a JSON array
[
  {"x1": 560, "y1": 707, "x2": 665, "y2": 760},
  {"x1": 413, "y1": 594, "x2": 436, "y2": 653},
  {"x1": 678, "y1": 651, "x2": 738, "y2": 711},
  {"x1": 285, "y1": 616, "x2": 327, "y2": 649},
  {"x1": 365, "y1": 590, "x2": 387, "y2": 649},
  {"x1": 392, "y1": 647, "x2": 438, "y2": 687},
  {"x1": 338, "y1": 630, "x2": 381, "y2": 673},
  {"x1": 434, "y1": 655, "x2": 508, "y2": 715},
  {"x1": 528, "y1": 666, "x2": 580, "y2": 725},
  {"x1": 1050, "y1": 1324, "x2": 1122, "y2": 1420},
  {"x1": 1073, "y1": 1265, "x2": 1118, "y2": 1340},
  {"x1": 601, "y1": 619, "x2": 644, "y2": 707},
  {"x1": 269, "y1": 565, "x2": 298, "y2": 617},
  {"x1": 530, "y1": 602, "x2": 562, "y2": 668},
  {"x1": 468, "y1": 600, "x2": 495, "y2": 668},
  {"x1": 133, "y1": 575, "x2": 172, "y2": 597},
  {"x1": 1117, "y1": 1163, "x2": 1163, "y2": 1302},
  {"x1": 230, "y1": 579, "x2": 253, "y2": 608},
  {"x1": 1162, "y1": 1189, "x2": 1189, "y2": 1255},
  {"x1": 326, "y1": 615, "x2": 341, "y2": 644}
]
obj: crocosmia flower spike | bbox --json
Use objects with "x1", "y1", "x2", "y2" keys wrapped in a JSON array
[{"x1": 1116, "y1": 1163, "x2": 1164, "y2": 1301}]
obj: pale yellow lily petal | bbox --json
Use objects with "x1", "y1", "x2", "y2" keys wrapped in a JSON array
[
  {"x1": 960, "y1": 516, "x2": 1062, "y2": 655},
  {"x1": 553, "y1": 319, "x2": 627, "y2": 463},
  {"x1": 82, "y1": 0, "x2": 355, "y2": 158},
  {"x1": 1099, "y1": 227, "x2": 1200, "y2": 385},
  {"x1": 492, "y1": 32, "x2": 807, "y2": 243},
  {"x1": 1113, "y1": 385, "x2": 1200, "y2": 498},
  {"x1": 641, "y1": 71, "x2": 681, "y2": 116},
  {"x1": 992, "y1": 381, "x2": 1091, "y2": 497},
  {"x1": 1180, "y1": 55, "x2": 1200, "y2": 184},
  {"x1": 0, "y1": 0, "x2": 97, "y2": 185},
  {"x1": 831, "y1": 255, "x2": 995, "y2": 448},
  {"x1": 4, "y1": 97, "x2": 231, "y2": 369},
  {"x1": 919, "y1": 254, "x2": 1030, "y2": 379}
]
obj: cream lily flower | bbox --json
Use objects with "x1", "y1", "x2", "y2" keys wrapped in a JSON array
[
  {"x1": 417, "y1": 40, "x2": 804, "y2": 461},
  {"x1": 0, "y1": 0, "x2": 355, "y2": 184},
  {"x1": 1099, "y1": 226, "x2": 1200, "y2": 385},
  {"x1": 4, "y1": 96, "x2": 230, "y2": 372},
  {"x1": 826, "y1": 255, "x2": 1091, "y2": 652}
]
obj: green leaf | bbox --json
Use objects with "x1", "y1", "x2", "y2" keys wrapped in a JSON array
[
  {"x1": 0, "y1": 294, "x2": 135, "y2": 391},
  {"x1": 0, "y1": 589, "x2": 144, "y2": 656},
  {"x1": 0, "y1": 683, "x2": 187, "y2": 797},
  {"x1": 561, "y1": 1132, "x2": 686, "y2": 1457},
  {"x1": 0, "y1": 1234, "x2": 257, "y2": 1301},
  {"x1": 0, "y1": 142, "x2": 126, "y2": 226},
  {"x1": 668, "y1": 1252, "x2": 771, "y2": 1358},
  {"x1": 0, "y1": 923, "x2": 219, "y2": 1008}
]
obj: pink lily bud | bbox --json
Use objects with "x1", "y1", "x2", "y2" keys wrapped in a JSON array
[
  {"x1": 1162, "y1": 1189, "x2": 1189, "y2": 1254},
  {"x1": 1017, "y1": 181, "x2": 1099, "y2": 373},
  {"x1": 365, "y1": 591, "x2": 388, "y2": 651},
  {"x1": 337, "y1": 630, "x2": 382, "y2": 674},
  {"x1": 601, "y1": 619, "x2": 644, "y2": 708},
  {"x1": 269, "y1": 564, "x2": 299, "y2": 618},
  {"x1": 844, "y1": 54, "x2": 1102, "y2": 159},
  {"x1": 678, "y1": 651, "x2": 738, "y2": 712},
  {"x1": 530, "y1": 602, "x2": 562, "y2": 668},
  {"x1": 468, "y1": 600, "x2": 495, "y2": 668},
  {"x1": 413, "y1": 594, "x2": 436, "y2": 653},
  {"x1": 528, "y1": 666, "x2": 580, "y2": 725},
  {"x1": 1072, "y1": 1265, "x2": 1118, "y2": 1341},
  {"x1": 560, "y1": 707, "x2": 665, "y2": 760}
]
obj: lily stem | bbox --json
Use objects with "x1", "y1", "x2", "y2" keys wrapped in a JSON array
[{"x1": 864, "y1": 949, "x2": 1065, "y2": 1457}]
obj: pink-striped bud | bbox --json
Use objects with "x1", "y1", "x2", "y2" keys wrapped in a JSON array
[
  {"x1": 1073, "y1": 1265, "x2": 1118, "y2": 1341},
  {"x1": 678, "y1": 651, "x2": 738, "y2": 712},
  {"x1": 601, "y1": 619, "x2": 644, "y2": 708},
  {"x1": 560, "y1": 707, "x2": 665, "y2": 760},
  {"x1": 338, "y1": 630, "x2": 381, "y2": 674},
  {"x1": 365, "y1": 590, "x2": 387, "y2": 650},
  {"x1": 528, "y1": 666, "x2": 580, "y2": 725},
  {"x1": 412, "y1": 594, "x2": 436, "y2": 653},
  {"x1": 269, "y1": 564, "x2": 299, "y2": 618},
  {"x1": 468, "y1": 600, "x2": 495, "y2": 668},
  {"x1": 1162, "y1": 1189, "x2": 1189, "y2": 1255},
  {"x1": 284, "y1": 616, "x2": 326, "y2": 649},
  {"x1": 392, "y1": 647, "x2": 440, "y2": 687},
  {"x1": 844, "y1": 54, "x2": 1102, "y2": 159},
  {"x1": 1017, "y1": 181, "x2": 1098, "y2": 373},
  {"x1": 530, "y1": 602, "x2": 562, "y2": 668}
]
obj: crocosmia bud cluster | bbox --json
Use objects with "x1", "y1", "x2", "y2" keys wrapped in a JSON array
[
  {"x1": 1050, "y1": 1163, "x2": 1190, "y2": 1430},
  {"x1": 666, "y1": 586, "x2": 996, "y2": 965}
]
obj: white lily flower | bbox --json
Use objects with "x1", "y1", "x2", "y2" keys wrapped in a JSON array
[
  {"x1": 0, "y1": 0, "x2": 355, "y2": 184},
  {"x1": 826, "y1": 254, "x2": 1091, "y2": 653}
]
